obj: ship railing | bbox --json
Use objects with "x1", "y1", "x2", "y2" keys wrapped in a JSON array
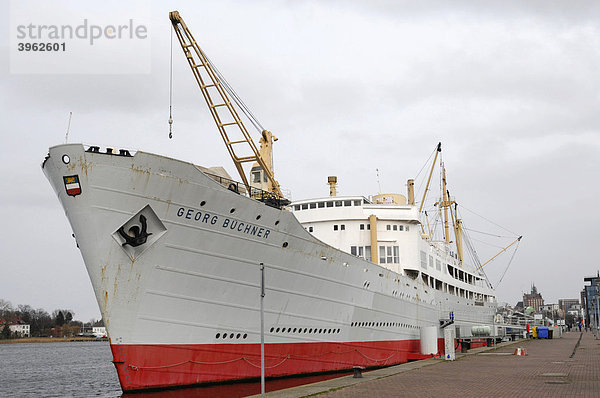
[{"x1": 204, "y1": 172, "x2": 290, "y2": 209}]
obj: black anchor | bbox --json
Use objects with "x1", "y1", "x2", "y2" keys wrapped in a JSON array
[{"x1": 118, "y1": 214, "x2": 153, "y2": 247}]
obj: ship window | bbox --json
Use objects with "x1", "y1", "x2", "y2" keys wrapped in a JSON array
[
  {"x1": 360, "y1": 224, "x2": 365, "y2": 230},
  {"x1": 334, "y1": 225, "x2": 338, "y2": 231},
  {"x1": 386, "y1": 246, "x2": 393, "y2": 263},
  {"x1": 325, "y1": 201, "x2": 333, "y2": 207},
  {"x1": 436, "y1": 259, "x2": 441, "y2": 271},
  {"x1": 354, "y1": 200, "x2": 361, "y2": 206},
  {"x1": 365, "y1": 246, "x2": 371, "y2": 261},
  {"x1": 406, "y1": 226, "x2": 409, "y2": 231},
  {"x1": 367, "y1": 224, "x2": 370, "y2": 230},
  {"x1": 310, "y1": 203, "x2": 316, "y2": 209},
  {"x1": 351, "y1": 246, "x2": 357, "y2": 256},
  {"x1": 318, "y1": 202, "x2": 325, "y2": 208},
  {"x1": 309, "y1": 226, "x2": 313, "y2": 232},
  {"x1": 358, "y1": 246, "x2": 364, "y2": 258},
  {"x1": 340, "y1": 225, "x2": 345, "y2": 231},
  {"x1": 294, "y1": 205, "x2": 300, "y2": 211},
  {"x1": 420, "y1": 251, "x2": 427, "y2": 269},
  {"x1": 335, "y1": 201, "x2": 342, "y2": 207},
  {"x1": 399, "y1": 225, "x2": 404, "y2": 231},
  {"x1": 252, "y1": 171, "x2": 261, "y2": 183},
  {"x1": 301, "y1": 204, "x2": 308, "y2": 210},
  {"x1": 386, "y1": 225, "x2": 391, "y2": 231},
  {"x1": 379, "y1": 246, "x2": 386, "y2": 264},
  {"x1": 429, "y1": 255, "x2": 434, "y2": 268},
  {"x1": 264, "y1": 173, "x2": 268, "y2": 182},
  {"x1": 393, "y1": 225, "x2": 398, "y2": 231},
  {"x1": 393, "y1": 246, "x2": 399, "y2": 263}
]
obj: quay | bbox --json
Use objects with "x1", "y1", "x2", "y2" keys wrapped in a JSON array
[{"x1": 254, "y1": 331, "x2": 599, "y2": 397}]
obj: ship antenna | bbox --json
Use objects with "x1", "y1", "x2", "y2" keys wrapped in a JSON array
[
  {"x1": 64, "y1": 111, "x2": 72, "y2": 144},
  {"x1": 168, "y1": 25, "x2": 174, "y2": 139},
  {"x1": 376, "y1": 168, "x2": 381, "y2": 194}
]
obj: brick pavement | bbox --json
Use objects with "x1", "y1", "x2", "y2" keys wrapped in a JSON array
[{"x1": 316, "y1": 331, "x2": 599, "y2": 398}]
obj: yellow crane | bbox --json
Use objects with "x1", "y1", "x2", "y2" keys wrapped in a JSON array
[{"x1": 169, "y1": 11, "x2": 284, "y2": 200}]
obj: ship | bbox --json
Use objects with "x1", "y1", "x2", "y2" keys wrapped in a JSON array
[{"x1": 42, "y1": 11, "x2": 507, "y2": 392}]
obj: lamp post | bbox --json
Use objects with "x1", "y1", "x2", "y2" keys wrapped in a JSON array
[
  {"x1": 592, "y1": 286, "x2": 600, "y2": 339},
  {"x1": 260, "y1": 262, "x2": 266, "y2": 397}
]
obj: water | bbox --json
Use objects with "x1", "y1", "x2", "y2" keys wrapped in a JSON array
[
  {"x1": 0, "y1": 341, "x2": 120, "y2": 397},
  {"x1": 0, "y1": 342, "x2": 350, "y2": 397}
]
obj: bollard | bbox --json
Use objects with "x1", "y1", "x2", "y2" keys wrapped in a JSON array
[{"x1": 353, "y1": 366, "x2": 365, "y2": 378}]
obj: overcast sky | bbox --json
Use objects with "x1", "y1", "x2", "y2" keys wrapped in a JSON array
[{"x1": 1, "y1": 0, "x2": 599, "y2": 322}]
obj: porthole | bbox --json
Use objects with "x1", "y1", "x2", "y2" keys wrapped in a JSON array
[
  {"x1": 216, "y1": 333, "x2": 220, "y2": 339},
  {"x1": 293, "y1": 328, "x2": 297, "y2": 333},
  {"x1": 62, "y1": 154, "x2": 70, "y2": 164},
  {"x1": 256, "y1": 215, "x2": 261, "y2": 220},
  {"x1": 303, "y1": 328, "x2": 308, "y2": 333},
  {"x1": 309, "y1": 328, "x2": 313, "y2": 333},
  {"x1": 276, "y1": 328, "x2": 280, "y2": 333},
  {"x1": 337, "y1": 329, "x2": 340, "y2": 333},
  {"x1": 275, "y1": 220, "x2": 280, "y2": 225},
  {"x1": 200, "y1": 201, "x2": 206, "y2": 206},
  {"x1": 243, "y1": 333, "x2": 247, "y2": 339},
  {"x1": 236, "y1": 333, "x2": 241, "y2": 339},
  {"x1": 222, "y1": 334, "x2": 227, "y2": 339},
  {"x1": 282, "y1": 242, "x2": 288, "y2": 248},
  {"x1": 230, "y1": 333, "x2": 234, "y2": 338},
  {"x1": 319, "y1": 329, "x2": 323, "y2": 333},
  {"x1": 230, "y1": 208, "x2": 236, "y2": 213},
  {"x1": 270, "y1": 327, "x2": 274, "y2": 333}
]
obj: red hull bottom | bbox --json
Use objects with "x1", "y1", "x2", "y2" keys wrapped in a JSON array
[{"x1": 111, "y1": 339, "x2": 445, "y2": 391}]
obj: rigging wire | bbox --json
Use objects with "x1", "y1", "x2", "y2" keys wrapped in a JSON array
[
  {"x1": 202, "y1": 50, "x2": 265, "y2": 133},
  {"x1": 462, "y1": 227, "x2": 516, "y2": 239},
  {"x1": 414, "y1": 145, "x2": 438, "y2": 182},
  {"x1": 168, "y1": 26, "x2": 174, "y2": 139},
  {"x1": 495, "y1": 239, "x2": 521, "y2": 287},
  {"x1": 414, "y1": 145, "x2": 439, "y2": 208},
  {"x1": 459, "y1": 205, "x2": 519, "y2": 236}
]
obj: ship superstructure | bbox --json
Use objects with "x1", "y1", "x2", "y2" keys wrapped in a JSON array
[{"x1": 290, "y1": 192, "x2": 496, "y2": 308}]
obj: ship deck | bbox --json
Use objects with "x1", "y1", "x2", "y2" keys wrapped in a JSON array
[{"x1": 256, "y1": 330, "x2": 597, "y2": 397}]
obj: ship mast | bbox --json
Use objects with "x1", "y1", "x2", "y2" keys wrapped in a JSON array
[
  {"x1": 169, "y1": 11, "x2": 284, "y2": 199},
  {"x1": 419, "y1": 142, "x2": 441, "y2": 237}
]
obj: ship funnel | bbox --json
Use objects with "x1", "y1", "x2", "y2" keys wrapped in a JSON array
[
  {"x1": 407, "y1": 179, "x2": 415, "y2": 205},
  {"x1": 328, "y1": 176, "x2": 337, "y2": 197}
]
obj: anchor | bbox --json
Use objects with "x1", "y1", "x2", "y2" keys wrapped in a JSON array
[{"x1": 117, "y1": 214, "x2": 152, "y2": 247}]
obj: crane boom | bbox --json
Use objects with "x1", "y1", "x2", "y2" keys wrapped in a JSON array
[
  {"x1": 475, "y1": 236, "x2": 523, "y2": 272},
  {"x1": 169, "y1": 11, "x2": 284, "y2": 199}
]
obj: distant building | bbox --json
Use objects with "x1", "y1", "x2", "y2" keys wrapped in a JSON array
[
  {"x1": 540, "y1": 304, "x2": 559, "y2": 312},
  {"x1": 583, "y1": 272, "x2": 600, "y2": 329},
  {"x1": 514, "y1": 301, "x2": 524, "y2": 312},
  {"x1": 558, "y1": 298, "x2": 579, "y2": 315},
  {"x1": 92, "y1": 327, "x2": 106, "y2": 337},
  {"x1": 9, "y1": 323, "x2": 30, "y2": 337},
  {"x1": 523, "y1": 284, "x2": 544, "y2": 312}
]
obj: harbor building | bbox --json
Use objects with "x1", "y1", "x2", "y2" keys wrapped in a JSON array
[
  {"x1": 582, "y1": 272, "x2": 600, "y2": 330},
  {"x1": 523, "y1": 284, "x2": 544, "y2": 312}
]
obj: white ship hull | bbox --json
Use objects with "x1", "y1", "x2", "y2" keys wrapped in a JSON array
[{"x1": 43, "y1": 143, "x2": 496, "y2": 391}]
